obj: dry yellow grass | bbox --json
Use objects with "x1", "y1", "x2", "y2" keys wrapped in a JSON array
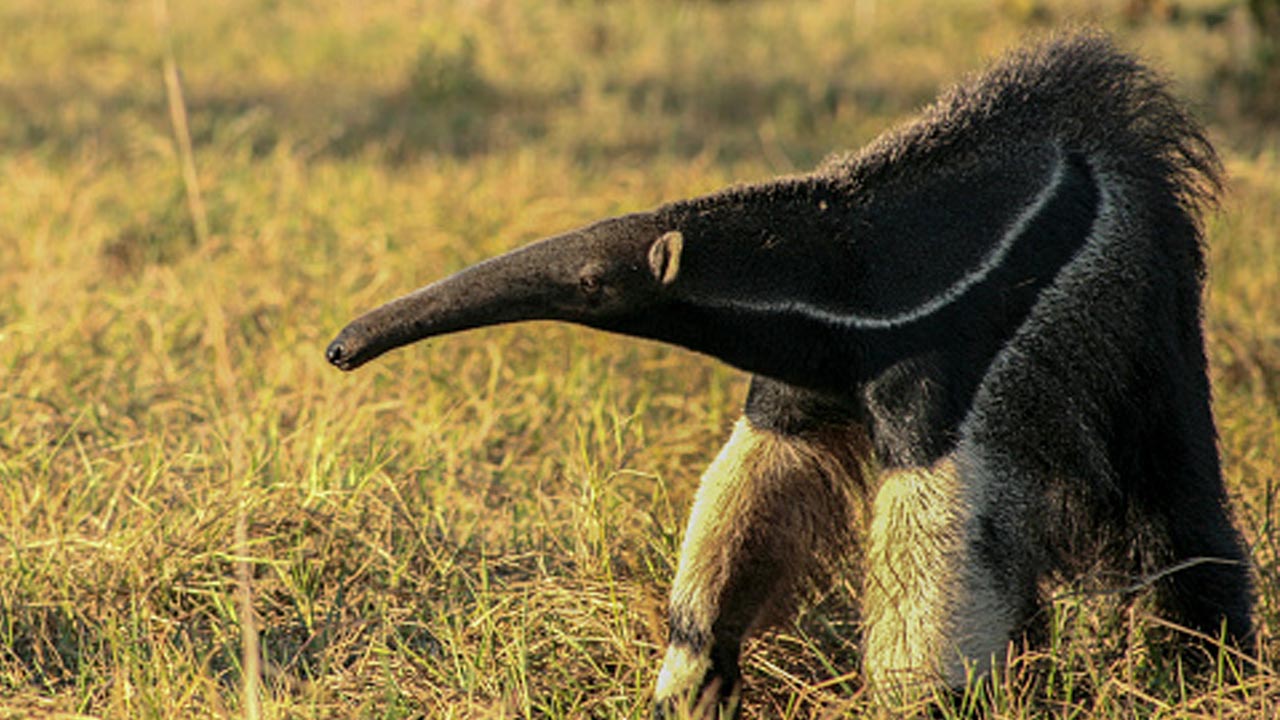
[{"x1": 0, "y1": 1, "x2": 1276, "y2": 717}]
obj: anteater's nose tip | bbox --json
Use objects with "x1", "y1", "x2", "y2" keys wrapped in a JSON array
[{"x1": 325, "y1": 340, "x2": 347, "y2": 367}]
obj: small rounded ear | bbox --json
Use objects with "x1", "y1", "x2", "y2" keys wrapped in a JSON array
[{"x1": 648, "y1": 231, "x2": 683, "y2": 285}]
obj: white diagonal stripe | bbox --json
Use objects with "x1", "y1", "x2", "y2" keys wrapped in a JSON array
[{"x1": 701, "y1": 146, "x2": 1070, "y2": 329}]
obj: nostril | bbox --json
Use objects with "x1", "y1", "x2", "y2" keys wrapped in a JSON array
[{"x1": 326, "y1": 341, "x2": 345, "y2": 364}]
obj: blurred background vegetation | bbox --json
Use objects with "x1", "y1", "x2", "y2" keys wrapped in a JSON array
[{"x1": 0, "y1": 0, "x2": 1277, "y2": 717}]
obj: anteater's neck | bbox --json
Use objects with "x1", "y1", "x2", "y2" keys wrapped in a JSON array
[{"x1": 621, "y1": 147, "x2": 1100, "y2": 425}]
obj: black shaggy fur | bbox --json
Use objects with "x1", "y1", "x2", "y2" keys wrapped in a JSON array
[{"x1": 327, "y1": 32, "x2": 1253, "y2": 718}]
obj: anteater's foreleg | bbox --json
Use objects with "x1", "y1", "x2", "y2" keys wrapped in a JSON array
[
  {"x1": 862, "y1": 455, "x2": 1041, "y2": 707},
  {"x1": 654, "y1": 417, "x2": 864, "y2": 718}
]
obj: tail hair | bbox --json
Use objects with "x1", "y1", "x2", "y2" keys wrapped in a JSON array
[{"x1": 837, "y1": 30, "x2": 1222, "y2": 225}]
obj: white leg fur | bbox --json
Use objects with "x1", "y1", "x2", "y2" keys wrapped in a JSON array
[
  {"x1": 862, "y1": 458, "x2": 1017, "y2": 703},
  {"x1": 654, "y1": 644, "x2": 713, "y2": 705},
  {"x1": 656, "y1": 418, "x2": 865, "y2": 716},
  {"x1": 655, "y1": 419, "x2": 774, "y2": 713}
]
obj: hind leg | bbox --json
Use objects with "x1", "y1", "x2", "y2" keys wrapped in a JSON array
[
  {"x1": 1137, "y1": 398, "x2": 1254, "y2": 647},
  {"x1": 1163, "y1": 512, "x2": 1253, "y2": 647},
  {"x1": 654, "y1": 417, "x2": 863, "y2": 718},
  {"x1": 1148, "y1": 483, "x2": 1254, "y2": 647}
]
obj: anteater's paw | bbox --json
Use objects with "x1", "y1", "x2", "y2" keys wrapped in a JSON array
[{"x1": 653, "y1": 644, "x2": 740, "y2": 719}]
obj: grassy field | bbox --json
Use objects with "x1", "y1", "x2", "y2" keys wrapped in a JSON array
[{"x1": 1, "y1": 0, "x2": 1278, "y2": 717}]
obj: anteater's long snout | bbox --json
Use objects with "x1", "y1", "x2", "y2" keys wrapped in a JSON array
[
  {"x1": 325, "y1": 290, "x2": 441, "y2": 371},
  {"x1": 324, "y1": 215, "x2": 673, "y2": 371},
  {"x1": 324, "y1": 233, "x2": 577, "y2": 372}
]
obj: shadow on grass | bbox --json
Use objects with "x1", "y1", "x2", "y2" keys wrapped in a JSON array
[
  {"x1": 0, "y1": 35, "x2": 919, "y2": 173},
  {"x1": 320, "y1": 37, "x2": 924, "y2": 169}
]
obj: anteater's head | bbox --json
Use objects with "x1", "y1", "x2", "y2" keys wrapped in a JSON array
[{"x1": 325, "y1": 212, "x2": 686, "y2": 371}]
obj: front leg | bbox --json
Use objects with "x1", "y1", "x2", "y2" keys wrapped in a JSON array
[
  {"x1": 655, "y1": 383, "x2": 867, "y2": 718},
  {"x1": 862, "y1": 454, "x2": 1039, "y2": 708}
]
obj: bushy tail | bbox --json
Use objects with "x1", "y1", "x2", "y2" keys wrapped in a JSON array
[{"x1": 842, "y1": 30, "x2": 1221, "y2": 227}]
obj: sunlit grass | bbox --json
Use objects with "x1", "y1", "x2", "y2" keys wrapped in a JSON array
[{"x1": 1, "y1": 1, "x2": 1277, "y2": 717}]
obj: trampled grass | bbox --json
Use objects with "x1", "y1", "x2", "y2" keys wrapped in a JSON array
[{"x1": 1, "y1": 1, "x2": 1277, "y2": 717}]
